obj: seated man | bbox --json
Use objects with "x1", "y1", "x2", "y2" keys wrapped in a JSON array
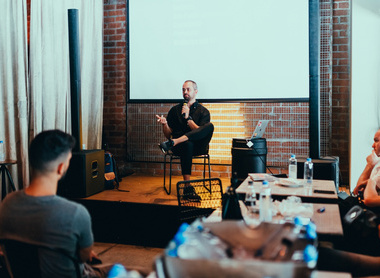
[
  {"x1": 352, "y1": 128, "x2": 380, "y2": 207},
  {"x1": 0, "y1": 130, "x2": 111, "y2": 277},
  {"x1": 156, "y1": 80, "x2": 214, "y2": 195}
]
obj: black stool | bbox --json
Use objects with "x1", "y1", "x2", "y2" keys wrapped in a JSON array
[{"x1": 0, "y1": 160, "x2": 17, "y2": 200}]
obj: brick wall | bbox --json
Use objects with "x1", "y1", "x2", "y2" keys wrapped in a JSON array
[
  {"x1": 103, "y1": 0, "x2": 351, "y2": 184},
  {"x1": 103, "y1": 0, "x2": 128, "y2": 174},
  {"x1": 125, "y1": 102, "x2": 309, "y2": 178},
  {"x1": 331, "y1": 0, "x2": 350, "y2": 185}
]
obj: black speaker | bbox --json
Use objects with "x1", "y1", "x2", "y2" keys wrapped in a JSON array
[
  {"x1": 231, "y1": 138, "x2": 267, "y2": 182},
  {"x1": 58, "y1": 150, "x2": 105, "y2": 198},
  {"x1": 296, "y1": 156, "x2": 339, "y2": 190}
]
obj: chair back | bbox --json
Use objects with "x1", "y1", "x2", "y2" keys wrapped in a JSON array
[
  {"x1": 0, "y1": 239, "x2": 81, "y2": 278},
  {"x1": 176, "y1": 178, "x2": 223, "y2": 223}
]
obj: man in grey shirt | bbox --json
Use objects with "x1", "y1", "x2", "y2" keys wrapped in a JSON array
[{"x1": 0, "y1": 130, "x2": 109, "y2": 277}]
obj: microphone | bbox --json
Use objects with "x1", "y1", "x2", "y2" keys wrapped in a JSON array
[{"x1": 182, "y1": 100, "x2": 188, "y2": 118}]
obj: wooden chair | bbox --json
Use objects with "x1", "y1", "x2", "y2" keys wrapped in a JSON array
[
  {"x1": 0, "y1": 239, "x2": 81, "y2": 278},
  {"x1": 163, "y1": 151, "x2": 211, "y2": 195},
  {"x1": 176, "y1": 178, "x2": 223, "y2": 223}
]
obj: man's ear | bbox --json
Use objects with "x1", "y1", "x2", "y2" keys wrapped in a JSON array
[{"x1": 57, "y1": 162, "x2": 66, "y2": 176}]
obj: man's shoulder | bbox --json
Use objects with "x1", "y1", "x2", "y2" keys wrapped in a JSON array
[
  {"x1": 54, "y1": 196, "x2": 89, "y2": 212},
  {"x1": 167, "y1": 103, "x2": 182, "y2": 118},
  {"x1": 195, "y1": 102, "x2": 210, "y2": 113}
]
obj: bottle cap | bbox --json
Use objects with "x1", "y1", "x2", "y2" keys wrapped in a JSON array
[
  {"x1": 108, "y1": 264, "x2": 128, "y2": 278},
  {"x1": 303, "y1": 245, "x2": 318, "y2": 266},
  {"x1": 306, "y1": 158, "x2": 311, "y2": 162},
  {"x1": 0, "y1": 141, "x2": 3, "y2": 143},
  {"x1": 305, "y1": 222, "x2": 317, "y2": 240},
  {"x1": 262, "y1": 180, "x2": 268, "y2": 185},
  {"x1": 291, "y1": 154, "x2": 295, "y2": 158}
]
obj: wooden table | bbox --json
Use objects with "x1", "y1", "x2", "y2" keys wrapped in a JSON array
[
  {"x1": 205, "y1": 201, "x2": 343, "y2": 237},
  {"x1": 236, "y1": 175, "x2": 338, "y2": 203},
  {"x1": 312, "y1": 271, "x2": 351, "y2": 278}
]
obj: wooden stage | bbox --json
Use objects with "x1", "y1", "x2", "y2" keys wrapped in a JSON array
[
  {"x1": 74, "y1": 174, "x2": 230, "y2": 248},
  {"x1": 82, "y1": 173, "x2": 230, "y2": 205}
]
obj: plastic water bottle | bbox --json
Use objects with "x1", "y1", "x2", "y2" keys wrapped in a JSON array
[
  {"x1": 259, "y1": 180, "x2": 272, "y2": 222},
  {"x1": 108, "y1": 264, "x2": 128, "y2": 278},
  {"x1": 175, "y1": 220, "x2": 227, "y2": 260},
  {"x1": 303, "y1": 158, "x2": 313, "y2": 186},
  {"x1": 244, "y1": 182, "x2": 257, "y2": 212},
  {"x1": 0, "y1": 141, "x2": 5, "y2": 161},
  {"x1": 288, "y1": 154, "x2": 297, "y2": 179}
]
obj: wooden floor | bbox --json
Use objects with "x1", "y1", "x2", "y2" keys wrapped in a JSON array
[
  {"x1": 83, "y1": 173, "x2": 231, "y2": 205},
  {"x1": 93, "y1": 242, "x2": 163, "y2": 275}
]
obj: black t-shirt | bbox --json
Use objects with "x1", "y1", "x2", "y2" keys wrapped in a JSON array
[{"x1": 167, "y1": 101, "x2": 210, "y2": 139}]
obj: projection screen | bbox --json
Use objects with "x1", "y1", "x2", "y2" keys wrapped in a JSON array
[{"x1": 128, "y1": 0, "x2": 309, "y2": 102}]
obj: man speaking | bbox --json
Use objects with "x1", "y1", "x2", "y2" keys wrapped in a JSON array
[{"x1": 156, "y1": 80, "x2": 214, "y2": 199}]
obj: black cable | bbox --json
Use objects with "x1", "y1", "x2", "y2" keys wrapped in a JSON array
[{"x1": 115, "y1": 187, "x2": 129, "y2": 193}]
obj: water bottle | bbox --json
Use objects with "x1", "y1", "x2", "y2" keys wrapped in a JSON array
[
  {"x1": 288, "y1": 154, "x2": 297, "y2": 179},
  {"x1": 303, "y1": 158, "x2": 313, "y2": 186},
  {"x1": 0, "y1": 141, "x2": 5, "y2": 161},
  {"x1": 176, "y1": 220, "x2": 227, "y2": 260},
  {"x1": 244, "y1": 182, "x2": 257, "y2": 212},
  {"x1": 259, "y1": 180, "x2": 272, "y2": 222},
  {"x1": 108, "y1": 264, "x2": 128, "y2": 278}
]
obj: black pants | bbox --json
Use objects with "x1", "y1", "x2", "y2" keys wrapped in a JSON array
[
  {"x1": 172, "y1": 122, "x2": 214, "y2": 175},
  {"x1": 317, "y1": 246, "x2": 380, "y2": 276}
]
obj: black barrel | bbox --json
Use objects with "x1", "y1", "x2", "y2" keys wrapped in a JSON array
[{"x1": 231, "y1": 138, "x2": 267, "y2": 183}]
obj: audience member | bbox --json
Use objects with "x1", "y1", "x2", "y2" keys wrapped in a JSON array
[
  {"x1": 0, "y1": 130, "x2": 111, "y2": 277},
  {"x1": 352, "y1": 128, "x2": 380, "y2": 202}
]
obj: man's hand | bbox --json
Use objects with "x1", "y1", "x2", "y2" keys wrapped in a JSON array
[
  {"x1": 353, "y1": 183, "x2": 366, "y2": 195},
  {"x1": 88, "y1": 250, "x2": 102, "y2": 264},
  {"x1": 155, "y1": 115, "x2": 167, "y2": 125},
  {"x1": 181, "y1": 105, "x2": 189, "y2": 119}
]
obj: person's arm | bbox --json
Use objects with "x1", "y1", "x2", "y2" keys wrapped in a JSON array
[
  {"x1": 353, "y1": 166, "x2": 372, "y2": 195},
  {"x1": 363, "y1": 177, "x2": 380, "y2": 207},
  {"x1": 75, "y1": 205, "x2": 95, "y2": 262},
  {"x1": 187, "y1": 106, "x2": 210, "y2": 130},
  {"x1": 187, "y1": 118, "x2": 199, "y2": 130},
  {"x1": 353, "y1": 151, "x2": 379, "y2": 195},
  {"x1": 181, "y1": 105, "x2": 199, "y2": 130},
  {"x1": 156, "y1": 114, "x2": 172, "y2": 139},
  {"x1": 78, "y1": 245, "x2": 93, "y2": 262}
]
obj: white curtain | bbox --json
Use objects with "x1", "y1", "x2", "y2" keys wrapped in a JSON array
[
  {"x1": 30, "y1": 0, "x2": 103, "y2": 149},
  {"x1": 0, "y1": 0, "x2": 29, "y2": 189}
]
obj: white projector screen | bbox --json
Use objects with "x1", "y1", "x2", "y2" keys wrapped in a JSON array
[{"x1": 128, "y1": 0, "x2": 309, "y2": 102}]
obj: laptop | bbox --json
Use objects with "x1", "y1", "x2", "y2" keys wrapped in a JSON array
[{"x1": 250, "y1": 120, "x2": 269, "y2": 139}]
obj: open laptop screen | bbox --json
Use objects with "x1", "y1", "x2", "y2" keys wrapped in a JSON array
[{"x1": 251, "y1": 120, "x2": 269, "y2": 139}]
